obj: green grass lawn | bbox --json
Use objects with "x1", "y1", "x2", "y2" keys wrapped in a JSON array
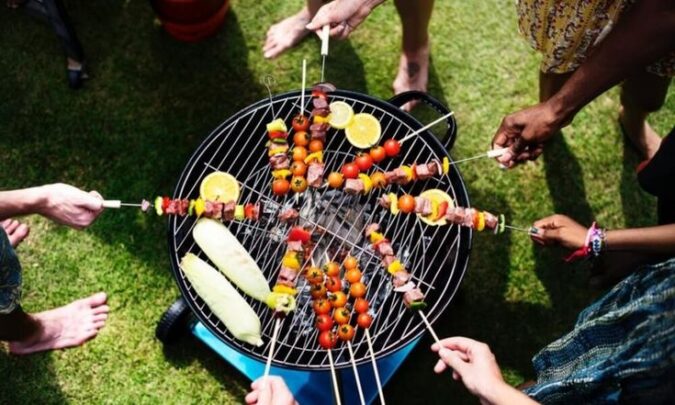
[{"x1": 0, "y1": 0, "x2": 672, "y2": 403}]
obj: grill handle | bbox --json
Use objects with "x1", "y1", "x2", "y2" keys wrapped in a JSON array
[{"x1": 388, "y1": 91, "x2": 457, "y2": 151}]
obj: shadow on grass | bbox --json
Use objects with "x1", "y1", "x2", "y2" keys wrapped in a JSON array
[
  {"x1": 0, "y1": 351, "x2": 66, "y2": 404},
  {"x1": 620, "y1": 141, "x2": 657, "y2": 228}
]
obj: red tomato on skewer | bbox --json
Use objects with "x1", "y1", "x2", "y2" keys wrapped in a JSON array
[
  {"x1": 326, "y1": 276, "x2": 342, "y2": 293},
  {"x1": 384, "y1": 139, "x2": 401, "y2": 157},
  {"x1": 338, "y1": 324, "x2": 355, "y2": 341},
  {"x1": 357, "y1": 313, "x2": 373, "y2": 329},
  {"x1": 318, "y1": 330, "x2": 337, "y2": 349},
  {"x1": 313, "y1": 299, "x2": 332, "y2": 315},
  {"x1": 354, "y1": 298, "x2": 369, "y2": 314},
  {"x1": 355, "y1": 153, "x2": 374, "y2": 171},
  {"x1": 315, "y1": 314, "x2": 334, "y2": 332},
  {"x1": 369, "y1": 146, "x2": 386, "y2": 163},
  {"x1": 341, "y1": 162, "x2": 359, "y2": 179},
  {"x1": 292, "y1": 114, "x2": 310, "y2": 132}
]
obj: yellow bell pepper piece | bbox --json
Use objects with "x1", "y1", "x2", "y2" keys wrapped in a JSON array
[
  {"x1": 281, "y1": 253, "x2": 301, "y2": 270},
  {"x1": 194, "y1": 198, "x2": 205, "y2": 217},
  {"x1": 313, "y1": 115, "x2": 329, "y2": 124},
  {"x1": 268, "y1": 147, "x2": 288, "y2": 157},
  {"x1": 370, "y1": 231, "x2": 385, "y2": 244},
  {"x1": 358, "y1": 173, "x2": 373, "y2": 194},
  {"x1": 400, "y1": 165, "x2": 414, "y2": 182},
  {"x1": 272, "y1": 169, "x2": 292, "y2": 179},
  {"x1": 429, "y1": 200, "x2": 439, "y2": 219},
  {"x1": 389, "y1": 193, "x2": 399, "y2": 215},
  {"x1": 477, "y1": 212, "x2": 486, "y2": 232},
  {"x1": 304, "y1": 151, "x2": 324, "y2": 164},
  {"x1": 387, "y1": 260, "x2": 404, "y2": 275},
  {"x1": 266, "y1": 118, "x2": 287, "y2": 133},
  {"x1": 234, "y1": 205, "x2": 245, "y2": 221},
  {"x1": 272, "y1": 285, "x2": 298, "y2": 296},
  {"x1": 442, "y1": 157, "x2": 450, "y2": 175}
]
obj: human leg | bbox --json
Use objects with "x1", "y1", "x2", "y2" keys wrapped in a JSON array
[
  {"x1": 263, "y1": 0, "x2": 323, "y2": 59},
  {"x1": 392, "y1": 0, "x2": 434, "y2": 111}
]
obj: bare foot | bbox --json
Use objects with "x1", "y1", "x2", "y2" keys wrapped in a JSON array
[
  {"x1": 619, "y1": 106, "x2": 662, "y2": 160},
  {"x1": 263, "y1": 8, "x2": 312, "y2": 59},
  {"x1": 9, "y1": 292, "x2": 109, "y2": 355},
  {"x1": 393, "y1": 42, "x2": 430, "y2": 112},
  {"x1": 1, "y1": 219, "x2": 30, "y2": 248}
]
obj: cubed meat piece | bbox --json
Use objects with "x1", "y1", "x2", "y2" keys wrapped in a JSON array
[
  {"x1": 278, "y1": 208, "x2": 299, "y2": 223},
  {"x1": 414, "y1": 197, "x2": 432, "y2": 216},
  {"x1": 270, "y1": 153, "x2": 290, "y2": 170},
  {"x1": 310, "y1": 131, "x2": 326, "y2": 142},
  {"x1": 313, "y1": 82, "x2": 336, "y2": 93},
  {"x1": 164, "y1": 199, "x2": 178, "y2": 215},
  {"x1": 250, "y1": 203, "x2": 261, "y2": 221},
  {"x1": 375, "y1": 241, "x2": 394, "y2": 257},
  {"x1": 208, "y1": 202, "x2": 223, "y2": 219},
  {"x1": 278, "y1": 266, "x2": 299, "y2": 286},
  {"x1": 378, "y1": 194, "x2": 391, "y2": 209},
  {"x1": 344, "y1": 179, "x2": 364, "y2": 195},
  {"x1": 177, "y1": 199, "x2": 189, "y2": 216},
  {"x1": 484, "y1": 212, "x2": 499, "y2": 230},
  {"x1": 392, "y1": 168, "x2": 409, "y2": 184},
  {"x1": 363, "y1": 223, "x2": 380, "y2": 238},
  {"x1": 307, "y1": 163, "x2": 325, "y2": 188},
  {"x1": 381, "y1": 255, "x2": 397, "y2": 268},
  {"x1": 414, "y1": 164, "x2": 431, "y2": 180},
  {"x1": 451, "y1": 207, "x2": 465, "y2": 225},
  {"x1": 311, "y1": 107, "x2": 330, "y2": 117},
  {"x1": 392, "y1": 271, "x2": 411, "y2": 288},
  {"x1": 313, "y1": 97, "x2": 328, "y2": 109},
  {"x1": 427, "y1": 159, "x2": 442, "y2": 176},
  {"x1": 464, "y1": 208, "x2": 476, "y2": 228},
  {"x1": 403, "y1": 288, "x2": 425, "y2": 308},
  {"x1": 286, "y1": 240, "x2": 303, "y2": 252},
  {"x1": 310, "y1": 123, "x2": 329, "y2": 133},
  {"x1": 222, "y1": 201, "x2": 236, "y2": 221}
]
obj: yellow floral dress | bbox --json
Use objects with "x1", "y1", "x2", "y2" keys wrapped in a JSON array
[{"x1": 516, "y1": 0, "x2": 674, "y2": 76}]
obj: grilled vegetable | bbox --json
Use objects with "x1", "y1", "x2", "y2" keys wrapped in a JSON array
[
  {"x1": 193, "y1": 218, "x2": 271, "y2": 303},
  {"x1": 266, "y1": 118, "x2": 287, "y2": 133},
  {"x1": 180, "y1": 254, "x2": 263, "y2": 347}
]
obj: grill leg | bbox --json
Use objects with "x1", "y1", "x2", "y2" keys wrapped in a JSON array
[{"x1": 20, "y1": 0, "x2": 87, "y2": 89}]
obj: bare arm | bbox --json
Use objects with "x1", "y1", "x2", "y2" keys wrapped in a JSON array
[
  {"x1": 0, "y1": 187, "x2": 48, "y2": 219},
  {"x1": 494, "y1": 0, "x2": 675, "y2": 166}
]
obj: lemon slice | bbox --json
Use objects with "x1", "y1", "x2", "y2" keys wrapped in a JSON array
[
  {"x1": 417, "y1": 189, "x2": 454, "y2": 226},
  {"x1": 328, "y1": 101, "x2": 354, "y2": 129},
  {"x1": 200, "y1": 171, "x2": 240, "y2": 203},
  {"x1": 345, "y1": 113, "x2": 381, "y2": 149}
]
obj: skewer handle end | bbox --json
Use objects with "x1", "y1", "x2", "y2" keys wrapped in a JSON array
[
  {"x1": 487, "y1": 148, "x2": 509, "y2": 158},
  {"x1": 102, "y1": 200, "x2": 121, "y2": 209},
  {"x1": 321, "y1": 25, "x2": 330, "y2": 56}
]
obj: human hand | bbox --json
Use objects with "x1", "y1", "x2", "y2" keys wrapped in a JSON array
[
  {"x1": 38, "y1": 183, "x2": 103, "y2": 229},
  {"x1": 491, "y1": 101, "x2": 570, "y2": 168},
  {"x1": 306, "y1": 0, "x2": 385, "y2": 40},
  {"x1": 431, "y1": 337, "x2": 506, "y2": 402},
  {"x1": 245, "y1": 376, "x2": 298, "y2": 405},
  {"x1": 530, "y1": 214, "x2": 588, "y2": 250}
]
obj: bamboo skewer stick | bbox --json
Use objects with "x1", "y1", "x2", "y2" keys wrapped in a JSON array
[
  {"x1": 418, "y1": 311, "x2": 442, "y2": 346},
  {"x1": 346, "y1": 341, "x2": 366, "y2": 405},
  {"x1": 320, "y1": 25, "x2": 330, "y2": 82},
  {"x1": 102, "y1": 200, "x2": 142, "y2": 208},
  {"x1": 327, "y1": 349, "x2": 342, "y2": 405},
  {"x1": 301, "y1": 59, "x2": 307, "y2": 115},
  {"x1": 448, "y1": 148, "x2": 508, "y2": 165},
  {"x1": 263, "y1": 318, "x2": 281, "y2": 378},
  {"x1": 399, "y1": 112, "x2": 454, "y2": 144},
  {"x1": 365, "y1": 329, "x2": 386, "y2": 404}
]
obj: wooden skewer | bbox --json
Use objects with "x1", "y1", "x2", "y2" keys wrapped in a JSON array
[
  {"x1": 263, "y1": 318, "x2": 281, "y2": 378},
  {"x1": 320, "y1": 25, "x2": 330, "y2": 82},
  {"x1": 447, "y1": 148, "x2": 508, "y2": 166},
  {"x1": 504, "y1": 224, "x2": 539, "y2": 235},
  {"x1": 346, "y1": 341, "x2": 366, "y2": 405},
  {"x1": 301, "y1": 59, "x2": 307, "y2": 115},
  {"x1": 364, "y1": 329, "x2": 386, "y2": 405},
  {"x1": 418, "y1": 311, "x2": 442, "y2": 346},
  {"x1": 327, "y1": 349, "x2": 342, "y2": 405},
  {"x1": 399, "y1": 112, "x2": 455, "y2": 144},
  {"x1": 102, "y1": 200, "x2": 142, "y2": 209}
]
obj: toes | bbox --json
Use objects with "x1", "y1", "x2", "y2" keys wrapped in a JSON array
[
  {"x1": 4, "y1": 219, "x2": 19, "y2": 234},
  {"x1": 91, "y1": 320, "x2": 107, "y2": 330},
  {"x1": 93, "y1": 313, "x2": 108, "y2": 323},
  {"x1": 86, "y1": 292, "x2": 108, "y2": 307}
]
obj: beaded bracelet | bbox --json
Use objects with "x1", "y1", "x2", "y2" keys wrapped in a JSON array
[{"x1": 564, "y1": 222, "x2": 606, "y2": 262}]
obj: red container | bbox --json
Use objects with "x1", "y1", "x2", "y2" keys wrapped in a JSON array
[{"x1": 151, "y1": 0, "x2": 229, "y2": 42}]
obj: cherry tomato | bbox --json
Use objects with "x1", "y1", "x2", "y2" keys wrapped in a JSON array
[
  {"x1": 349, "y1": 282, "x2": 367, "y2": 298},
  {"x1": 357, "y1": 313, "x2": 373, "y2": 329},
  {"x1": 337, "y1": 324, "x2": 355, "y2": 341},
  {"x1": 288, "y1": 226, "x2": 311, "y2": 242},
  {"x1": 311, "y1": 283, "x2": 327, "y2": 299},
  {"x1": 272, "y1": 179, "x2": 290, "y2": 196},
  {"x1": 313, "y1": 298, "x2": 332, "y2": 315},
  {"x1": 293, "y1": 130, "x2": 310, "y2": 146},
  {"x1": 354, "y1": 298, "x2": 369, "y2": 314},
  {"x1": 333, "y1": 307, "x2": 351, "y2": 325},
  {"x1": 306, "y1": 267, "x2": 325, "y2": 284},
  {"x1": 370, "y1": 146, "x2": 386, "y2": 162},
  {"x1": 341, "y1": 163, "x2": 360, "y2": 179},
  {"x1": 309, "y1": 139, "x2": 324, "y2": 153},
  {"x1": 370, "y1": 171, "x2": 387, "y2": 188},
  {"x1": 384, "y1": 139, "x2": 401, "y2": 157},
  {"x1": 324, "y1": 261, "x2": 340, "y2": 277},
  {"x1": 327, "y1": 172, "x2": 344, "y2": 189},
  {"x1": 291, "y1": 176, "x2": 308, "y2": 193},
  {"x1": 325, "y1": 276, "x2": 342, "y2": 293},
  {"x1": 318, "y1": 330, "x2": 337, "y2": 349},
  {"x1": 343, "y1": 256, "x2": 358, "y2": 270},
  {"x1": 292, "y1": 114, "x2": 310, "y2": 132},
  {"x1": 293, "y1": 146, "x2": 308, "y2": 162},
  {"x1": 290, "y1": 161, "x2": 307, "y2": 177},
  {"x1": 398, "y1": 194, "x2": 415, "y2": 214},
  {"x1": 345, "y1": 268, "x2": 362, "y2": 284},
  {"x1": 329, "y1": 291, "x2": 348, "y2": 308},
  {"x1": 355, "y1": 153, "x2": 374, "y2": 171},
  {"x1": 315, "y1": 314, "x2": 334, "y2": 332}
]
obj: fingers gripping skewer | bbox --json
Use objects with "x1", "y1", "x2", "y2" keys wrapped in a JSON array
[
  {"x1": 346, "y1": 341, "x2": 366, "y2": 405},
  {"x1": 365, "y1": 329, "x2": 386, "y2": 405},
  {"x1": 326, "y1": 349, "x2": 342, "y2": 405},
  {"x1": 399, "y1": 112, "x2": 454, "y2": 144},
  {"x1": 320, "y1": 25, "x2": 329, "y2": 82},
  {"x1": 263, "y1": 318, "x2": 282, "y2": 378}
]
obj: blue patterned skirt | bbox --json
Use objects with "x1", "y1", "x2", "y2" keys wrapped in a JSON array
[
  {"x1": 0, "y1": 227, "x2": 22, "y2": 314},
  {"x1": 525, "y1": 257, "x2": 675, "y2": 404}
]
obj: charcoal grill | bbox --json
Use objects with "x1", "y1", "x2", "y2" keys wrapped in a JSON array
[{"x1": 160, "y1": 89, "x2": 471, "y2": 401}]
